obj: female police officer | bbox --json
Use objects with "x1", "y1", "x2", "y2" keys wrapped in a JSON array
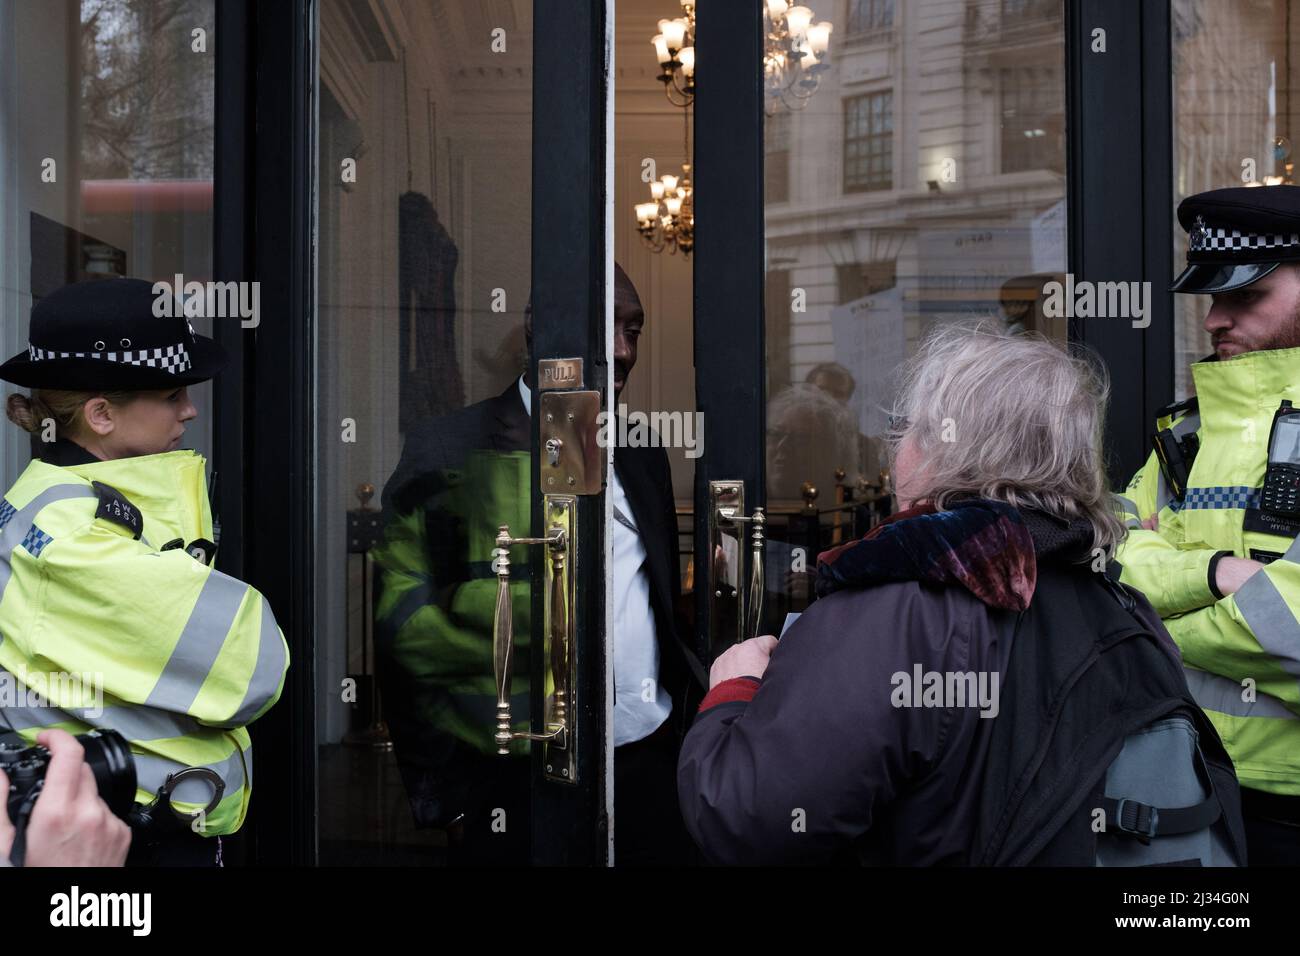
[{"x1": 0, "y1": 278, "x2": 288, "y2": 865}]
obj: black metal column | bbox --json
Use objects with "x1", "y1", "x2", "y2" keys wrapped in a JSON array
[
  {"x1": 692, "y1": 1, "x2": 765, "y2": 666},
  {"x1": 1067, "y1": 0, "x2": 1174, "y2": 487},
  {"x1": 237, "y1": 0, "x2": 317, "y2": 866},
  {"x1": 528, "y1": 0, "x2": 611, "y2": 865}
]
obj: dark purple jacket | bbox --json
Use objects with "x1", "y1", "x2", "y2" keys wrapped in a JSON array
[{"x1": 676, "y1": 502, "x2": 1169, "y2": 865}]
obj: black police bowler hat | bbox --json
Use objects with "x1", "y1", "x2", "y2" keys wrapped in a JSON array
[
  {"x1": 1171, "y1": 184, "x2": 1300, "y2": 294},
  {"x1": 0, "y1": 278, "x2": 229, "y2": 390}
]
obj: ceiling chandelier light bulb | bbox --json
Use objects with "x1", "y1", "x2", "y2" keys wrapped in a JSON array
[
  {"x1": 660, "y1": 17, "x2": 687, "y2": 52},
  {"x1": 661, "y1": 174, "x2": 679, "y2": 193},
  {"x1": 650, "y1": 180, "x2": 666, "y2": 200},
  {"x1": 785, "y1": 5, "x2": 813, "y2": 37},
  {"x1": 679, "y1": 46, "x2": 696, "y2": 77},
  {"x1": 651, "y1": 33, "x2": 670, "y2": 66},
  {"x1": 763, "y1": 3, "x2": 832, "y2": 112},
  {"x1": 807, "y1": 21, "x2": 832, "y2": 56}
]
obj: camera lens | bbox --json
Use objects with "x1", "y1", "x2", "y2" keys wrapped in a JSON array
[{"x1": 78, "y1": 729, "x2": 137, "y2": 818}]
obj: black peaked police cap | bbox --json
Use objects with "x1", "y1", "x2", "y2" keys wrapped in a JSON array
[
  {"x1": 1172, "y1": 184, "x2": 1300, "y2": 294},
  {"x1": 0, "y1": 278, "x2": 229, "y2": 390}
]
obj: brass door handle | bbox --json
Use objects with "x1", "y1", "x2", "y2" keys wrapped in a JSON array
[
  {"x1": 709, "y1": 480, "x2": 766, "y2": 645},
  {"x1": 722, "y1": 506, "x2": 766, "y2": 643},
  {"x1": 489, "y1": 495, "x2": 579, "y2": 783}
]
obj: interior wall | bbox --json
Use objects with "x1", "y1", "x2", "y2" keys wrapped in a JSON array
[
  {"x1": 315, "y1": 0, "x2": 533, "y2": 745},
  {"x1": 615, "y1": 0, "x2": 696, "y2": 509}
]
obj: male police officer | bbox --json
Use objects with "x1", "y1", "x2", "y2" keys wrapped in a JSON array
[{"x1": 1117, "y1": 185, "x2": 1300, "y2": 865}]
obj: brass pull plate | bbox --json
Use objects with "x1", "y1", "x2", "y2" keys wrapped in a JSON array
[
  {"x1": 709, "y1": 480, "x2": 744, "y2": 649},
  {"x1": 490, "y1": 494, "x2": 579, "y2": 786},
  {"x1": 542, "y1": 494, "x2": 577, "y2": 785},
  {"x1": 709, "y1": 480, "x2": 767, "y2": 649},
  {"x1": 540, "y1": 390, "x2": 605, "y2": 496}
]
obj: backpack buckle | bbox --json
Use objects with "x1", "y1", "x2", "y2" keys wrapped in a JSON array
[{"x1": 1114, "y1": 798, "x2": 1159, "y2": 844}]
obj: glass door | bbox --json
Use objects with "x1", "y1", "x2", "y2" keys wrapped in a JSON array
[
  {"x1": 311, "y1": 0, "x2": 612, "y2": 866},
  {"x1": 0, "y1": 0, "x2": 220, "y2": 492},
  {"x1": 693, "y1": 0, "x2": 1070, "y2": 653}
]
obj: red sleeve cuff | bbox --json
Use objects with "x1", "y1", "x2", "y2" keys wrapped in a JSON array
[{"x1": 698, "y1": 676, "x2": 761, "y2": 713}]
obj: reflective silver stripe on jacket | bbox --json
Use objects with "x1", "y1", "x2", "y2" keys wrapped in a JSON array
[
  {"x1": 225, "y1": 597, "x2": 287, "y2": 726},
  {"x1": 0, "y1": 690, "x2": 201, "y2": 743},
  {"x1": 144, "y1": 569, "x2": 249, "y2": 713},
  {"x1": 1183, "y1": 666, "x2": 1298, "y2": 720},
  {"x1": 1233, "y1": 566, "x2": 1300, "y2": 688},
  {"x1": 1113, "y1": 493, "x2": 1142, "y2": 529},
  {"x1": 134, "y1": 746, "x2": 248, "y2": 806},
  {"x1": 0, "y1": 484, "x2": 96, "y2": 601},
  {"x1": 378, "y1": 573, "x2": 434, "y2": 648}
]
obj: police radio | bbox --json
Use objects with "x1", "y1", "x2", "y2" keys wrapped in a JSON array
[
  {"x1": 1260, "y1": 400, "x2": 1300, "y2": 518},
  {"x1": 1152, "y1": 407, "x2": 1199, "y2": 502}
]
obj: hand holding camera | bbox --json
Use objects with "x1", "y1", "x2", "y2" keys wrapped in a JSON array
[{"x1": 0, "y1": 728, "x2": 133, "y2": 867}]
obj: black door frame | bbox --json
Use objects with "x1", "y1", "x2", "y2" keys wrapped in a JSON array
[
  {"x1": 222, "y1": 0, "x2": 1176, "y2": 865},
  {"x1": 692, "y1": 2, "x2": 766, "y2": 665},
  {"x1": 215, "y1": 0, "x2": 316, "y2": 866},
  {"x1": 1067, "y1": 0, "x2": 1174, "y2": 489},
  {"x1": 528, "y1": 0, "x2": 613, "y2": 865},
  {"x1": 222, "y1": 0, "x2": 614, "y2": 865},
  {"x1": 692, "y1": 0, "x2": 1172, "y2": 645}
]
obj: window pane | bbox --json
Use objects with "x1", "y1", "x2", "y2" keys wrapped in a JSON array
[
  {"x1": 314, "y1": 0, "x2": 534, "y2": 865},
  {"x1": 1171, "y1": 0, "x2": 1298, "y2": 396},
  {"x1": 0, "y1": 0, "x2": 216, "y2": 489},
  {"x1": 762, "y1": 0, "x2": 1068, "y2": 623},
  {"x1": 847, "y1": 0, "x2": 895, "y2": 36}
]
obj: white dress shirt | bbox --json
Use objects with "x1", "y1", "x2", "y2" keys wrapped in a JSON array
[{"x1": 518, "y1": 376, "x2": 671, "y2": 745}]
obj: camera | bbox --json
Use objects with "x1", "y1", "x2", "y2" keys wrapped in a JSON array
[{"x1": 0, "y1": 728, "x2": 137, "y2": 820}]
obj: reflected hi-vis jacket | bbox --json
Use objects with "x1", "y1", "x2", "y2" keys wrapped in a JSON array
[
  {"x1": 0, "y1": 449, "x2": 289, "y2": 834},
  {"x1": 373, "y1": 449, "x2": 533, "y2": 758},
  {"x1": 1116, "y1": 346, "x2": 1300, "y2": 795}
]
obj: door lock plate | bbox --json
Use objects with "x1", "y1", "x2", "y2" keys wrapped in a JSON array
[{"x1": 540, "y1": 390, "x2": 605, "y2": 495}]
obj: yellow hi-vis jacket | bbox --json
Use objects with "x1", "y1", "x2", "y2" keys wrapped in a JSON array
[
  {"x1": 0, "y1": 449, "x2": 289, "y2": 834},
  {"x1": 1116, "y1": 345, "x2": 1300, "y2": 795}
]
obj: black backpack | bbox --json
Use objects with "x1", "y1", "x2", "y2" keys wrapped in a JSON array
[{"x1": 971, "y1": 563, "x2": 1247, "y2": 866}]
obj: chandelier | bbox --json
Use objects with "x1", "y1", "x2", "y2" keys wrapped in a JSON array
[
  {"x1": 651, "y1": 1, "x2": 696, "y2": 107},
  {"x1": 635, "y1": 108, "x2": 694, "y2": 256},
  {"x1": 763, "y1": 1, "x2": 833, "y2": 114},
  {"x1": 652, "y1": 2, "x2": 832, "y2": 114}
]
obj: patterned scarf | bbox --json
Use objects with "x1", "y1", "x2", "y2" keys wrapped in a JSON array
[{"x1": 815, "y1": 499, "x2": 1038, "y2": 612}]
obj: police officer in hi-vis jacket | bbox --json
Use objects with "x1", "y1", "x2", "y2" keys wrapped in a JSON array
[
  {"x1": 1117, "y1": 185, "x2": 1300, "y2": 865},
  {"x1": 0, "y1": 278, "x2": 289, "y2": 866}
]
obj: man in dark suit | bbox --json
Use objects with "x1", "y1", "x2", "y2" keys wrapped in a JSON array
[{"x1": 374, "y1": 264, "x2": 703, "y2": 866}]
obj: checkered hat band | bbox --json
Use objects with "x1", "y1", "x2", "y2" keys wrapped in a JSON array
[
  {"x1": 27, "y1": 342, "x2": 192, "y2": 375},
  {"x1": 1195, "y1": 227, "x2": 1300, "y2": 253}
]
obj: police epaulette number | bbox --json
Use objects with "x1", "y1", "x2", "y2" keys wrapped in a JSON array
[{"x1": 92, "y1": 481, "x2": 143, "y2": 540}]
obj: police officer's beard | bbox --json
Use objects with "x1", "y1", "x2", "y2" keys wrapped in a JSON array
[{"x1": 1260, "y1": 305, "x2": 1300, "y2": 352}]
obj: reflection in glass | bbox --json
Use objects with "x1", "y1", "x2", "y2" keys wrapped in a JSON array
[
  {"x1": 1172, "y1": 0, "x2": 1300, "y2": 395},
  {"x1": 315, "y1": 0, "x2": 533, "y2": 865},
  {"x1": 1, "y1": 0, "x2": 216, "y2": 489},
  {"x1": 761, "y1": 0, "x2": 1067, "y2": 626}
]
